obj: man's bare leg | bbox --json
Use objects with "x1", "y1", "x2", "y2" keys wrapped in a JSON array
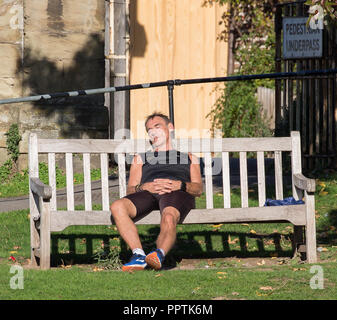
[
  {"x1": 110, "y1": 198, "x2": 143, "y2": 251},
  {"x1": 146, "y1": 206, "x2": 180, "y2": 270},
  {"x1": 156, "y1": 206, "x2": 180, "y2": 254}
]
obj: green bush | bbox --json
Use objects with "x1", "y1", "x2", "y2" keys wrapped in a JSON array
[
  {"x1": 208, "y1": 80, "x2": 271, "y2": 138},
  {"x1": 5, "y1": 124, "x2": 21, "y2": 164}
]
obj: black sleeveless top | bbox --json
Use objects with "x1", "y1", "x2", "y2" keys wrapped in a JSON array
[{"x1": 139, "y1": 150, "x2": 191, "y2": 184}]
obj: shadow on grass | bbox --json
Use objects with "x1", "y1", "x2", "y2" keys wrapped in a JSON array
[{"x1": 50, "y1": 229, "x2": 294, "y2": 269}]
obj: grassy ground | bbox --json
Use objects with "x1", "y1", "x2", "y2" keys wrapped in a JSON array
[{"x1": 0, "y1": 170, "x2": 336, "y2": 300}]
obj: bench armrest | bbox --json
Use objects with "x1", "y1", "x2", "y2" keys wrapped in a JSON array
[
  {"x1": 293, "y1": 173, "x2": 316, "y2": 193},
  {"x1": 30, "y1": 177, "x2": 52, "y2": 200}
]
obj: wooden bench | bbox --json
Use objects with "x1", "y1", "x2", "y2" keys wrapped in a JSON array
[{"x1": 28, "y1": 131, "x2": 317, "y2": 269}]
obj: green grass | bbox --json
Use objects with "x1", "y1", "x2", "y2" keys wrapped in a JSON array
[
  {"x1": 0, "y1": 162, "x2": 111, "y2": 198},
  {"x1": 0, "y1": 170, "x2": 337, "y2": 300}
]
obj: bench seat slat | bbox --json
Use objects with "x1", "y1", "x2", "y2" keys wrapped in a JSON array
[{"x1": 50, "y1": 205, "x2": 307, "y2": 232}]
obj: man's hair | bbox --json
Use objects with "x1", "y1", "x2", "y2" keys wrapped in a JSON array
[{"x1": 145, "y1": 112, "x2": 171, "y2": 127}]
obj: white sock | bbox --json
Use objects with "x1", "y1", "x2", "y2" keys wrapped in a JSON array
[
  {"x1": 132, "y1": 248, "x2": 145, "y2": 256},
  {"x1": 158, "y1": 248, "x2": 165, "y2": 257}
]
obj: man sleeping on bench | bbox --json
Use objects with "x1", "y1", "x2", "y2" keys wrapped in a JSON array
[{"x1": 110, "y1": 112, "x2": 203, "y2": 271}]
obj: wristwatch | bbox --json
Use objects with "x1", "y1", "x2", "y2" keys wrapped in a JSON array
[{"x1": 180, "y1": 181, "x2": 187, "y2": 192}]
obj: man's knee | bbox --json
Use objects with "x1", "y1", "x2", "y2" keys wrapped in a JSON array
[
  {"x1": 110, "y1": 198, "x2": 136, "y2": 219},
  {"x1": 161, "y1": 207, "x2": 180, "y2": 227}
]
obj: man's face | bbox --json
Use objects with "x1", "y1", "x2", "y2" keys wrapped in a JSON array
[{"x1": 145, "y1": 116, "x2": 173, "y2": 149}]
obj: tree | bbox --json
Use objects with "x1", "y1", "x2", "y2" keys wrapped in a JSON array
[{"x1": 203, "y1": 0, "x2": 281, "y2": 74}]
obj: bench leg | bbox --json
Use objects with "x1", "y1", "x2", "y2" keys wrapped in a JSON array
[
  {"x1": 305, "y1": 191, "x2": 317, "y2": 263},
  {"x1": 292, "y1": 225, "x2": 304, "y2": 258},
  {"x1": 40, "y1": 199, "x2": 51, "y2": 269},
  {"x1": 30, "y1": 215, "x2": 40, "y2": 268},
  {"x1": 30, "y1": 193, "x2": 40, "y2": 268}
]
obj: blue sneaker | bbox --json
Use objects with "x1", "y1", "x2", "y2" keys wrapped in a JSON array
[
  {"x1": 145, "y1": 249, "x2": 164, "y2": 270},
  {"x1": 122, "y1": 254, "x2": 147, "y2": 272}
]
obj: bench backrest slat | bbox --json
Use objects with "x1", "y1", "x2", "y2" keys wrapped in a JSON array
[
  {"x1": 83, "y1": 153, "x2": 92, "y2": 211},
  {"x1": 204, "y1": 152, "x2": 213, "y2": 209},
  {"x1": 65, "y1": 153, "x2": 75, "y2": 211},
  {"x1": 221, "y1": 152, "x2": 231, "y2": 208},
  {"x1": 100, "y1": 153, "x2": 110, "y2": 211},
  {"x1": 48, "y1": 153, "x2": 57, "y2": 211},
  {"x1": 274, "y1": 151, "x2": 284, "y2": 200},
  {"x1": 117, "y1": 153, "x2": 127, "y2": 198},
  {"x1": 239, "y1": 152, "x2": 249, "y2": 208},
  {"x1": 257, "y1": 151, "x2": 266, "y2": 207}
]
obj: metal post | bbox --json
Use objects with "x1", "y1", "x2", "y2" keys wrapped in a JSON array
[{"x1": 167, "y1": 81, "x2": 175, "y2": 126}]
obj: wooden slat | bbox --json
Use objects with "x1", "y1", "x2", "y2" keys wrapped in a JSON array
[
  {"x1": 39, "y1": 197, "x2": 51, "y2": 270},
  {"x1": 28, "y1": 133, "x2": 40, "y2": 267},
  {"x1": 38, "y1": 137, "x2": 292, "y2": 154},
  {"x1": 275, "y1": 151, "x2": 283, "y2": 200},
  {"x1": 101, "y1": 153, "x2": 110, "y2": 211},
  {"x1": 204, "y1": 152, "x2": 213, "y2": 209},
  {"x1": 117, "y1": 153, "x2": 126, "y2": 198},
  {"x1": 291, "y1": 131, "x2": 303, "y2": 200},
  {"x1": 239, "y1": 152, "x2": 248, "y2": 208},
  {"x1": 257, "y1": 151, "x2": 266, "y2": 207},
  {"x1": 48, "y1": 153, "x2": 57, "y2": 210},
  {"x1": 83, "y1": 153, "x2": 92, "y2": 211},
  {"x1": 65, "y1": 153, "x2": 74, "y2": 211},
  {"x1": 305, "y1": 191, "x2": 317, "y2": 263},
  {"x1": 50, "y1": 205, "x2": 307, "y2": 232},
  {"x1": 222, "y1": 152, "x2": 230, "y2": 208}
]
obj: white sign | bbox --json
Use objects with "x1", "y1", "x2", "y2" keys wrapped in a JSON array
[{"x1": 283, "y1": 17, "x2": 323, "y2": 59}]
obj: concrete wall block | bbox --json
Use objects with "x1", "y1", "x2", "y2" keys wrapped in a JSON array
[
  {"x1": 25, "y1": 0, "x2": 104, "y2": 34},
  {"x1": 0, "y1": 77, "x2": 22, "y2": 99},
  {"x1": 0, "y1": 44, "x2": 21, "y2": 78},
  {"x1": 0, "y1": 0, "x2": 22, "y2": 42}
]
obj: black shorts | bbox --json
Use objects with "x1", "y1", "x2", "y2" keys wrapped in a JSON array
[{"x1": 124, "y1": 190, "x2": 195, "y2": 221}]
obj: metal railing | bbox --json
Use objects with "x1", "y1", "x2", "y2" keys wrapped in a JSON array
[{"x1": 1, "y1": 69, "x2": 336, "y2": 126}]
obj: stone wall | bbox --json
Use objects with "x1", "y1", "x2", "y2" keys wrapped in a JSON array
[{"x1": 0, "y1": 0, "x2": 108, "y2": 170}]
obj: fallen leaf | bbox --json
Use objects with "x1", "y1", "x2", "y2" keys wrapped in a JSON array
[
  {"x1": 212, "y1": 224, "x2": 223, "y2": 228},
  {"x1": 9, "y1": 251, "x2": 18, "y2": 254},
  {"x1": 250, "y1": 230, "x2": 257, "y2": 234},
  {"x1": 232, "y1": 292, "x2": 240, "y2": 296},
  {"x1": 192, "y1": 287, "x2": 201, "y2": 294},
  {"x1": 155, "y1": 273, "x2": 163, "y2": 278},
  {"x1": 257, "y1": 260, "x2": 265, "y2": 266},
  {"x1": 241, "y1": 223, "x2": 249, "y2": 226},
  {"x1": 228, "y1": 235, "x2": 239, "y2": 244},
  {"x1": 259, "y1": 286, "x2": 273, "y2": 291},
  {"x1": 216, "y1": 271, "x2": 227, "y2": 275},
  {"x1": 92, "y1": 267, "x2": 103, "y2": 272},
  {"x1": 318, "y1": 182, "x2": 326, "y2": 188},
  {"x1": 292, "y1": 267, "x2": 306, "y2": 271}
]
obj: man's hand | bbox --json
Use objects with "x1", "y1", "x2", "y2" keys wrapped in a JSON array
[{"x1": 142, "y1": 179, "x2": 181, "y2": 195}]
